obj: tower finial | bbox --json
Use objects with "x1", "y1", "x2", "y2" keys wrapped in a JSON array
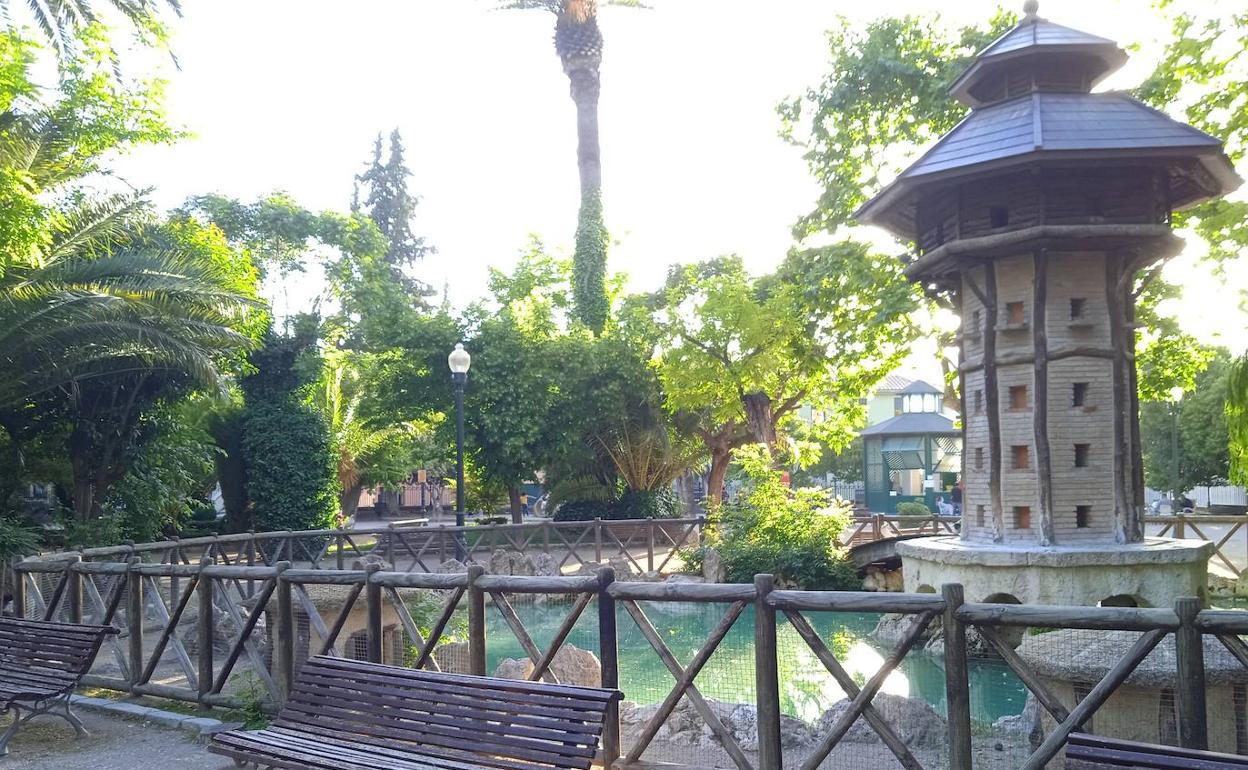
[{"x1": 1023, "y1": 0, "x2": 1039, "y2": 17}]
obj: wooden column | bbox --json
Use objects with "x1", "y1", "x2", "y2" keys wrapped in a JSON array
[
  {"x1": 1106, "y1": 252, "x2": 1132, "y2": 543},
  {"x1": 983, "y1": 263, "x2": 1005, "y2": 541},
  {"x1": 754, "y1": 574, "x2": 782, "y2": 769},
  {"x1": 65, "y1": 556, "x2": 83, "y2": 624},
  {"x1": 127, "y1": 556, "x2": 144, "y2": 688},
  {"x1": 942, "y1": 584, "x2": 973, "y2": 768},
  {"x1": 197, "y1": 558, "x2": 214, "y2": 702},
  {"x1": 275, "y1": 561, "x2": 295, "y2": 699},
  {"x1": 365, "y1": 561, "x2": 383, "y2": 664},
  {"x1": 598, "y1": 566, "x2": 621, "y2": 769},
  {"x1": 1032, "y1": 251, "x2": 1056, "y2": 545},
  {"x1": 11, "y1": 564, "x2": 24, "y2": 619},
  {"x1": 467, "y1": 564, "x2": 487, "y2": 676},
  {"x1": 1174, "y1": 596, "x2": 1208, "y2": 750}
]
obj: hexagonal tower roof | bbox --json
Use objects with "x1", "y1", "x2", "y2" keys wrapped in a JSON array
[{"x1": 856, "y1": 1, "x2": 1241, "y2": 240}]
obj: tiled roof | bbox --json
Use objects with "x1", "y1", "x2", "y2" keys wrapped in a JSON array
[
  {"x1": 876, "y1": 374, "x2": 914, "y2": 393},
  {"x1": 860, "y1": 411, "x2": 958, "y2": 437},
  {"x1": 900, "y1": 379, "x2": 943, "y2": 395}
]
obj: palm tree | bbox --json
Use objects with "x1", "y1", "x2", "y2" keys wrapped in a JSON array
[
  {"x1": 317, "y1": 353, "x2": 428, "y2": 521},
  {"x1": 0, "y1": 0, "x2": 182, "y2": 56},
  {"x1": 502, "y1": 0, "x2": 640, "y2": 333},
  {"x1": 0, "y1": 195, "x2": 256, "y2": 410}
]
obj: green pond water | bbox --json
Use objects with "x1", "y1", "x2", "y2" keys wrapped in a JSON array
[{"x1": 483, "y1": 601, "x2": 1026, "y2": 725}]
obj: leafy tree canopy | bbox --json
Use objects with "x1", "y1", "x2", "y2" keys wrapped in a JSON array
[{"x1": 1142, "y1": 350, "x2": 1232, "y2": 493}]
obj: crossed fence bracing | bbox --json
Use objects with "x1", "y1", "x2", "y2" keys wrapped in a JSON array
[{"x1": 12, "y1": 526, "x2": 1248, "y2": 770}]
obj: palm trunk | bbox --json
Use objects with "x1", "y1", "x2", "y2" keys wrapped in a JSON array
[
  {"x1": 558, "y1": 2, "x2": 608, "y2": 333},
  {"x1": 340, "y1": 485, "x2": 363, "y2": 523}
]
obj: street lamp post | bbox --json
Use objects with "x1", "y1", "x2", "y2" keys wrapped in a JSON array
[
  {"x1": 449, "y1": 343, "x2": 472, "y2": 561},
  {"x1": 1170, "y1": 386, "x2": 1184, "y2": 515}
]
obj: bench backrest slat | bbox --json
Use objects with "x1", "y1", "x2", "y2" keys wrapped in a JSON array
[
  {"x1": 0, "y1": 617, "x2": 115, "y2": 678},
  {"x1": 279, "y1": 656, "x2": 620, "y2": 770}
]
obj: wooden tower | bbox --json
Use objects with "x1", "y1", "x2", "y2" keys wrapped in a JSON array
[{"x1": 857, "y1": 2, "x2": 1240, "y2": 547}]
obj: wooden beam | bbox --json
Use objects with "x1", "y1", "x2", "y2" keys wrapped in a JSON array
[
  {"x1": 1033, "y1": 250, "x2": 1055, "y2": 545},
  {"x1": 984, "y1": 262, "x2": 1004, "y2": 541}
]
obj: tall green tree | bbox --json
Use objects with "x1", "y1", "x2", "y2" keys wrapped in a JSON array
[
  {"x1": 0, "y1": 0, "x2": 181, "y2": 57},
  {"x1": 353, "y1": 130, "x2": 434, "y2": 282},
  {"x1": 1141, "y1": 351, "x2": 1232, "y2": 494},
  {"x1": 501, "y1": 0, "x2": 642, "y2": 334},
  {"x1": 629, "y1": 246, "x2": 919, "y2": 503}
]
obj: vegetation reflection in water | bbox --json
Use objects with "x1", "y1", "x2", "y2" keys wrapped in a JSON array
[{"x1": 483, "y1": 600, "x2": 1025, "y2": 725}]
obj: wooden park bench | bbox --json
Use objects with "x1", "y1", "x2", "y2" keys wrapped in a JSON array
[
  {"x1": 0, "y1": 616, "x2": 117, "y2": 756},
  {"x1": 210, "y1": 655, "x2": 623, "y2": 770},
  {"x1": 1067, "y1": 733, "x2": 1248, "y2": 768}
]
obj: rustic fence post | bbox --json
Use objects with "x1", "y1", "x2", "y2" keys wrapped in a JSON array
[
  {"x1": 169, "y1": 536, "x2": 181, "y2": 607},
  {"x1": 245, "y1": 529, "x2": 256, "y2": 598},
  {"x1": 365, "y1": 561, "x2": 384, "y2": 664},
  {"x1": 1175, "y1": 515, "x2": 1186, "y2": 539},
  {"x1": 1174, "y1": 596, "x2": 1208, "y2": 750},
  {"x1": 467, "y1": 564, "x2": 487, "y2": 676},
  {"x1": 65, "y1": 555, "x2": 82, "y2": 624},
  {"x1": 127, "y1": 556, "x2": 144, "y2": 690},
  {"x1": 335, "y1": 530, "x2": 345, "y2": 572},
  {"x1": 270, "y1": 560, "x2": 293, "y2": 701},
  {"x1": 197, "y1": 557, "x2": 215, "y2": 702},
  {"x1": 12, "y1": 563, "x2": 25, "y2": 618},
  {"x1": 872, "y1": 513, "x2": 883, "y2": 540},
  {"x1": 942, "y1": 583, "x2": 973, "y2": 768},
  {"x1": 646, "y1": 520, "x2": 656, "y2": 573},
  {"x1": 597, "y1": 566, "x2": 620, "y2": 769},
  {"x1": 594, "y1": 518, "x2": 603, "y2": 564},
  {"x1": 385, "y1": 524, "x2": 397, "y2": 568},
  {"x1": 754, "y1": 574, "x2": 782, "y2": 769}
]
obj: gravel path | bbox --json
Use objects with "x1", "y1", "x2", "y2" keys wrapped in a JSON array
[{"x1": 1, "y1": 710, "x2": 235, "y2": 769}]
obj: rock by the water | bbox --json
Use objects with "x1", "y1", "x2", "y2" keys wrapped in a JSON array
[
  {"x1": 532, "y1": 553, "x2": 559, "y2": 577},
  {"x1": 493, "y1": 644, "x2": 602, "y2": 687},
  {"x1": 702, "y1": 547, "x2": 726, "y2": 583},
  {"x1": 815, "y1": 693, "x2": 946, "y2": 750},
  {"x1": 489, "y1": 549, "x2": 535, "y2": 577},
  {"x1": 993, "y1": 692, "x2": 1043, "y2": 750},
  {"x1": 619, "y1": 697, "x2": 813, "y2": 751},
  {"x1": 435, "y1": 558, "x2": 466, "y2": 574}
]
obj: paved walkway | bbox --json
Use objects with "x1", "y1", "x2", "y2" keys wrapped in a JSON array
[{"x1": 0, "y1": 710, "x2": 234, "y2": 769}]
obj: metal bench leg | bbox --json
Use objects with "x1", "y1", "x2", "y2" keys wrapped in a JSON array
[
  {"x1": 0, "y1": 708, "x2": 21, "y2": 757},
  {"x1": 52, "y1": 697, "x2": 88, "y2": 738}
]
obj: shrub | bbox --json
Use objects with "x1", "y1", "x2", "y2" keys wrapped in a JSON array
[
  {"x1": 552, "y1": 488, "x2": 679, "y2": 522},
  {"x1": 0, "y1": 518, "x2": 40, "y2": 561},
  {"x1": 712, "y1": 445, "x2": 858, "y2": 590},
  {"x1": 895, "y1": 501, "x2": 931, "y2": 516}
]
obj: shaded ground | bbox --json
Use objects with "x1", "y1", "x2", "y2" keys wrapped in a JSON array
[{"x1": 0, "y1": 710, "x2": 234, "y2": 770}]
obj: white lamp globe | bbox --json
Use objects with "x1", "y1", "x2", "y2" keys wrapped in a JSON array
[{"x1": 448, "y1": 343, "x2": 471, "y2": 375}]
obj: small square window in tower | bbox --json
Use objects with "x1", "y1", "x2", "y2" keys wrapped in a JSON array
[
  {"x1": 974, "y1": 389, "x2": 984, "y2": 413},
  {"x1": 1013, "y1": 506, "x2": 1031, "y2": 529},
  {"x1": 1005, "y1": 302, "x2": 1025, "y2": 326},
  {"x1": 971, "y1": 309, "x2": 982, "y2": 335},
  {"x1": 976, "y1": 505, "x2": 986, "y2": 527},
  {"x1": 1011, "y1": 445, "x2": 1030, "y2": 470},
  {"x1": 1072, "y1": 382, "x2": 1090, "y2": 407},
  {"x1": 989, "y1": 206, "x2": 1010, "y2": 228},
  {"x1": 1070, "y1": 298, "x2": 1087, "y2": 320},
  {"x1": 1009, "y1": 385, "x2": 1028, "y2": 410},
  {"x1": 975, "y1": 447, "x2": 984, "y2": 470},
  {"x1": 1074, "y1": 443, "x2": 1091, "y2": 468},
  {"x1": 1076, "y1": 505, "x2": 1092, "y2": 528}
]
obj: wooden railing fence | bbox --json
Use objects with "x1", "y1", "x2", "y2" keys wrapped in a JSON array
[{"x1": 13, "y1": 550, "x2": 1248, "y2": 769}]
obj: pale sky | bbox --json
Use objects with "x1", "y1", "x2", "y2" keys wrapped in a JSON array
[{"x1": 106, "y1": 0, "x2": 1247, "y2": 383}]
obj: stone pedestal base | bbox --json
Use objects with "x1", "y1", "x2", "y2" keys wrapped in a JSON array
[{"x1": 896, "y1": 536, "x2": 1213, "y2": 607}]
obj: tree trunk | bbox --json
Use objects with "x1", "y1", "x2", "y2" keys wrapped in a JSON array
[
  {"x1": 340, "y1": 485, "x2": 363, "y2": 523},
  {"x1": 509, "y1": 486, "x2": 523, "y2": 524},
  {"x1": 557, "y1": 2, "x2": 608, "y2": 333},
  {"x1": 742, "y1": 392, "x2": 778, "y2": 454},
  {"x1": 71, "y1": 478, "x2": 95, "y2": 523},
  {"x1": 707, "y1": 449, "x2": 731, "y2": 510}
]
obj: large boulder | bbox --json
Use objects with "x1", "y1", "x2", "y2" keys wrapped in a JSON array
[
  {"x1": 993, "y1": 692, "x2": 1044, "y2": 751},
  {"x1": 435, "y1": 559, "x2": 467, "y2": 574},
  {"x1": 489, "y1": 550, "x2": 536, "y2": 577},
  {"x1": 701, "y1": 547, "x2": 726, "y2": 583},
  {"x1": 815, "y1": 693, "x2": 946, "y2": 750},
  {"x1": 619, "y1": 698, "x2": 813, "y2": 751},
  {"x1": 492, "y1": 644, "x2": 602, "y2": 687},
  {"x1": 531, "y1": 553, "x2": 559, "y2": 577}
]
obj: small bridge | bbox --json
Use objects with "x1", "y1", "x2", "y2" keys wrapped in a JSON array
[{"x1": 848, "y1": 533, "x2": 945, "y2": 569}]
